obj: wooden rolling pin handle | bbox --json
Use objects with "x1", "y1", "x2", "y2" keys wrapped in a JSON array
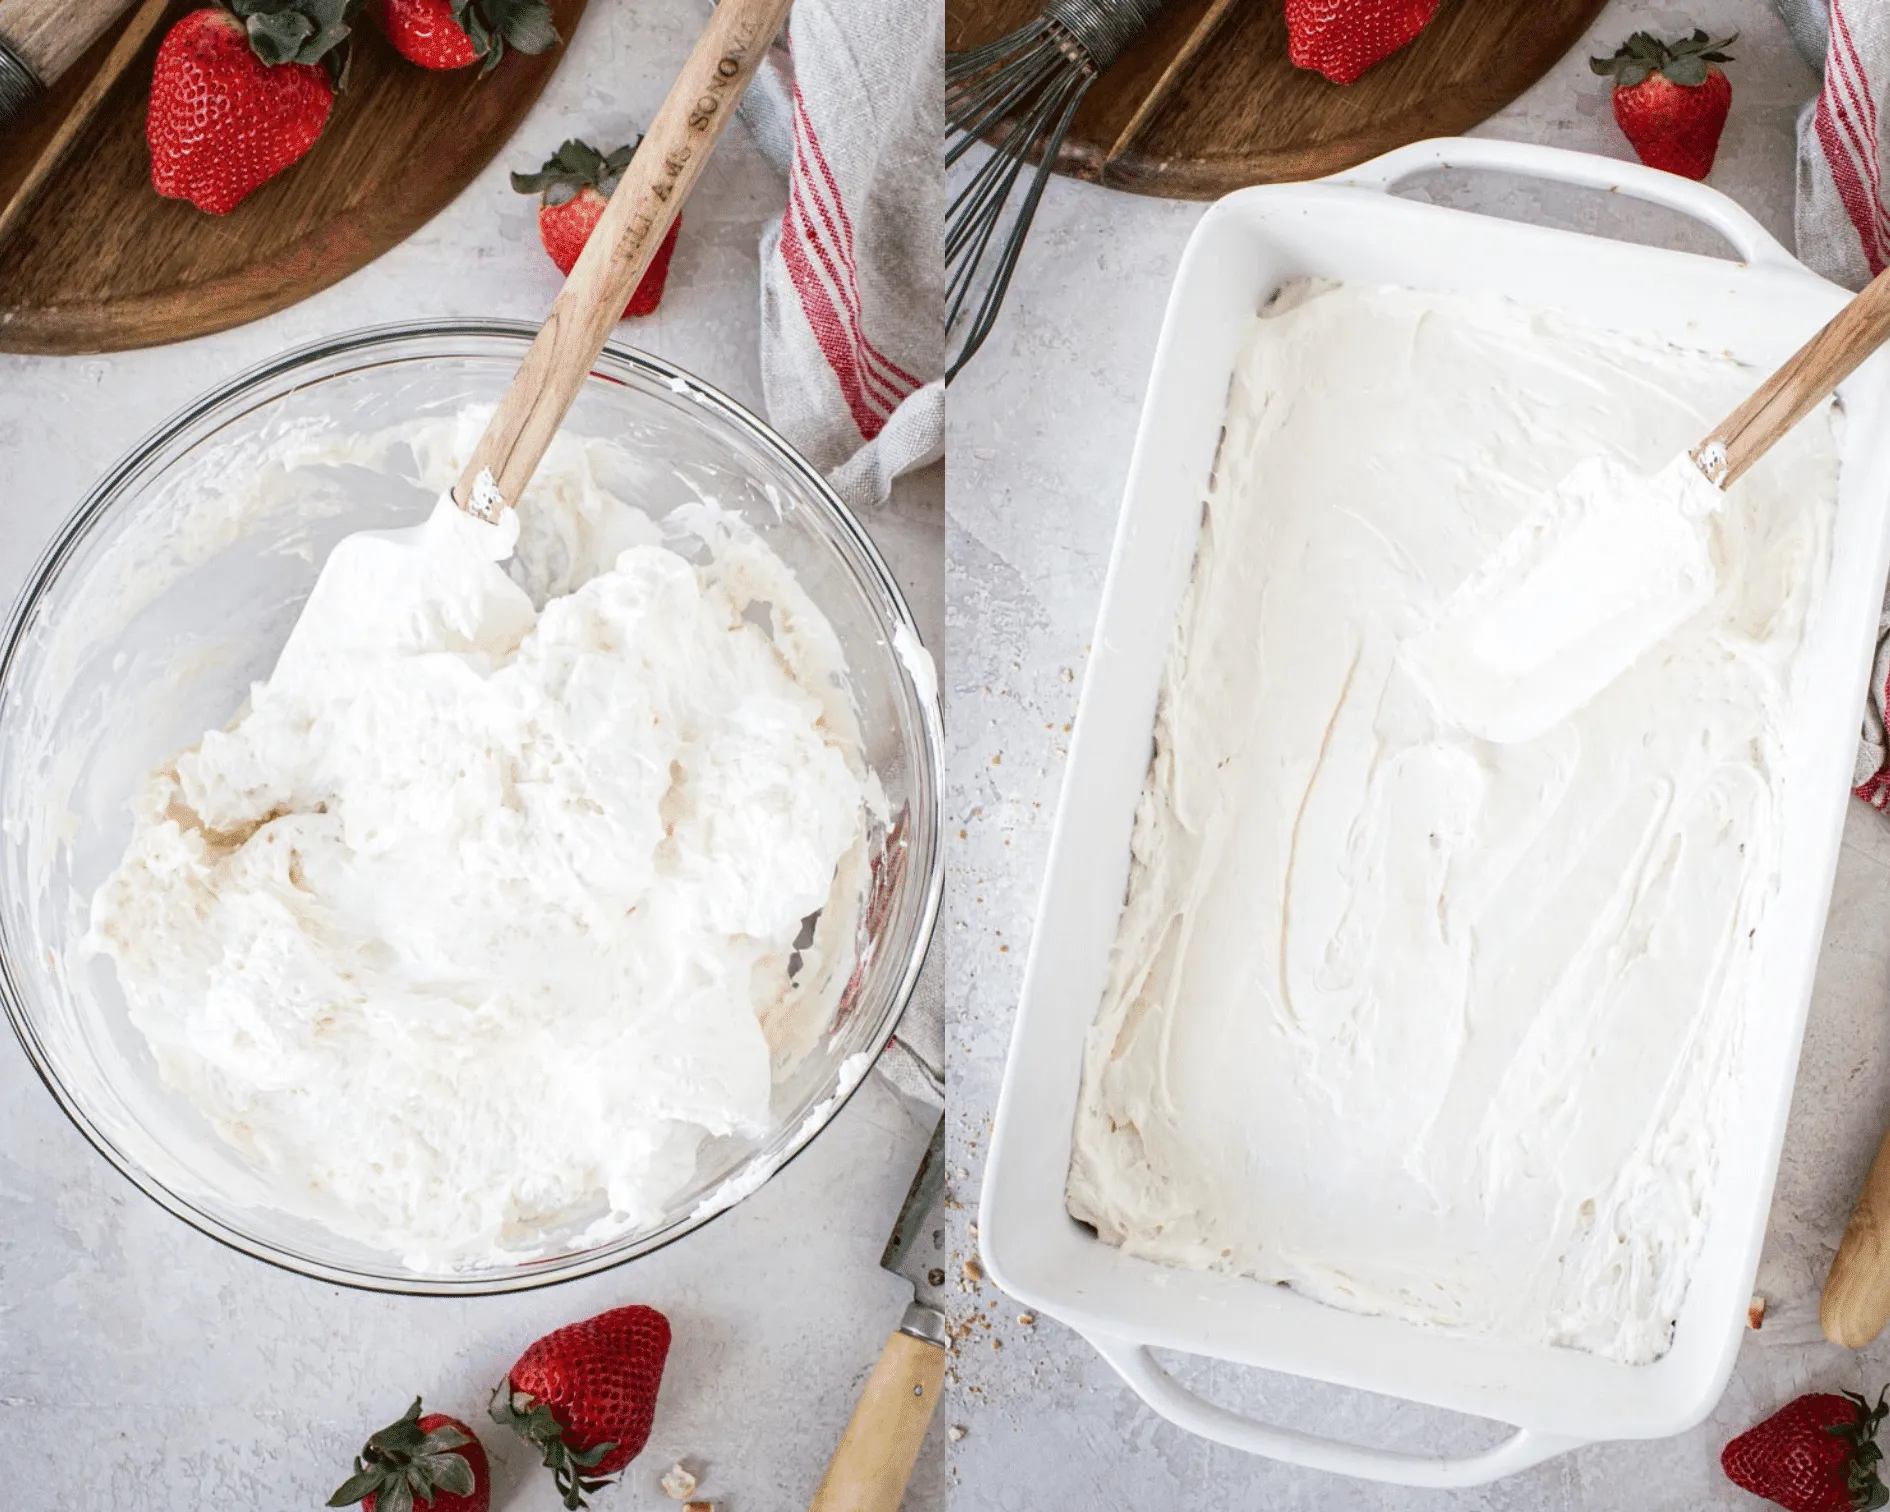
[
  {"x1": 1825, "y1": 1121, "x2": 1890, "y2": 1348},
  {"x1": 1694, "y1": 262, "x2": 1890, "y2": 490},
  {"x1": 809, "y1": 1308, "x2": 946, "y2": 1512},
  {"x1": 452, "y1": 0, "x2": 793, "y2": 515},
  {"x1": 0, "y1": 0, "x2": 139, "y2": 87},
  {"x1": 0, "y1": 0, "x2": 171, "y2": 254},
  {"x1": 0, "y1": 36, "x2": 39, "y2": 123}
]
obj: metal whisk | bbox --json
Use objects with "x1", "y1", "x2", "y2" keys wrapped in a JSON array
[{"x1": 945, "y1": 0, "x2": 1164, "y2": 379}]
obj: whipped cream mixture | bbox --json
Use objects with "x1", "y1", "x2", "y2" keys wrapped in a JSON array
[
  {"x1": 87, "y1": 428, "x2": 873, "y2": 1269},
  {"x1": 1405, "y1": 451, "x2": 1728, "y2": 744},
  {"x1": 1066, "y1": 281, "x2": 1841, "y2": 1363}
]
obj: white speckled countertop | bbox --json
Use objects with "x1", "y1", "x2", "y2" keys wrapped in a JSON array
[
  {"x1": 944, "y1": 2, "x2": 1890, "y2": 1506},
  {"x1": 0, "y1": 5, "x2": 943, "y2": 1510}
]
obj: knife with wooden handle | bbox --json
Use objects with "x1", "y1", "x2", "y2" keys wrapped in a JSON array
[
  {"x1": 0, "y1": 0, "x2": 141, "y2": 126},
  {"x1": 811, "y1": 1118, "x2": 947, "y2": 1512},
  {"x1": 1824, "y1": 1124, "x2": 1890, "y2": 1347}
]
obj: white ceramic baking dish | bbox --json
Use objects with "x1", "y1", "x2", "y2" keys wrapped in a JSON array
[{"x1": 978, "y1": 137, "x2": 1890, "y2": 1486}]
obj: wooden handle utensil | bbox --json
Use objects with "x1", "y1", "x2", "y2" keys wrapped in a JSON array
[
  {"x1": 0, "y1": 0, "x2": 169, "y2": 254},
  {"x1": 1693, "y1": 262, "x2": 1890, "y2": 489},
  {"x1": 809, "y1": 1314, "x2": 946, "y2": 1512},
  {"x1": 1791, "y1": 277, "x2": 1890, "y2": 1350},
  {"x1": 1825, "y1": 1123, "x2": 1890, "y2": 1347},
  {"x1": 451, "y1": 0, "x2": 791, "y2": 517},
  {"x1": 0, "y1": 0, "x2": 140, "y2": 122}
]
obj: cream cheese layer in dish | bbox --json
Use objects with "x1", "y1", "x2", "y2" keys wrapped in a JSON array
[
  {"x1": 1065, "y1": 280, "x2": 1842, "y2": 1364},
  {"x1": 86, "y1": 425, "x2": 873, "y2": 1270}
]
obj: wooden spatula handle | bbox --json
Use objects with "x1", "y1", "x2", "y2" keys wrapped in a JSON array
[
  {"x1": 809, "y1": 1323, "x2": 945, "y2": 1512},
  {"x1": 0, "y1": 0, "x2": 136, "y2": 85},
  {"x1": 453, "y1": 0, "x2": 791, "y2": 515},
  {"x1": 1824, "y1": 1120, "x2": 1890, "y2": 1347},
  {"x1": 1694, "y1": 263, "x2": 1890, "y2": 490}
]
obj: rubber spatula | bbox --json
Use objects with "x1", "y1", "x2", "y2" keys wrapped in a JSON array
[
  {"x1": 449, "y1": 0, "x2": 793, "y2": 520},
  {"x1": 1401, "y1": 263, "x2": 1890, "y2": 745},
  {"x1": 273, "y1": 0, "x2": 793, "y2": 656}
]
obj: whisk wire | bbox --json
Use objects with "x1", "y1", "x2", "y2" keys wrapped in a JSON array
[
  {"x1": 946, "y1": 38, "x2": 1066, "y2": 163},
  {"x1": 945, "y1": 65, "x2": 1078, "y2": 291},
  {"x1": 945, "y1": 74, "x2": 1088, "y2": 375},
  {"x1": 948, "y1": 19, "x2": 1056, "y2": 79},
  {"x1": 947, "y1": 136, "x2": 1036, "y2": 309},
  {"x1": 946, "y1": 65, "x2": 1079, "y2": 267},
  {"x1": 944, "y1": 0, "x2": 1163, "y2": 379}
]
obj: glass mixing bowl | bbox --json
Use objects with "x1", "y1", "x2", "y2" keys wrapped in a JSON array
[{"x1": 0, "y1": 323, "x2": 942, "y2": 1294}]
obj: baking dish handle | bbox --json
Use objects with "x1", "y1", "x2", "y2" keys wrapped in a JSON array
[
  {"x1": 1084, "y1": 1332, "x2": 1589, "y2": 1488},
  {"x1": 1326, "y1": 136, "x2": 1800, "y2": 273}
]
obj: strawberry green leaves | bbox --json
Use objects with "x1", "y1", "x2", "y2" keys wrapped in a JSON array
[
  {"x1": 1590, "y1": 29, "x2": 1735, "y2": 90},
  {"x1": 232, "y1": 0, "x2": 354, "y2": 71},
  {"x1": 328, "y1": 1397, "x2": 481, "y2": 1512},
  {"x1": 451, "y1": 0, "x2": 559, "y2": 74},
  {"x1": 511, "y1": 138, "x2": 640, "y2": 206}
]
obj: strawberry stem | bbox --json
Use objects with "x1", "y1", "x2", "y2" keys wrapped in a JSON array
[
  {"x1": 226, "y1": 0, "x2": 356, "y2": 85},
  {"x1": 1589, "y1": 29, "x2": 1736, "y2": 89},
  {"x1": 449, "y1": 0, "x2": 560, "y2": 74},
  {"x1": 1832, "y1": 1389, "x2": 1890, "y2": 1511},
  {"x1": 490, "y1": 1381, "x2": 620, "y2": 1511},
  {"x1": 328, "y1": 1397, "x2": 478, "y2": 1511},
  {"x1": 511, "y1": 138, "x2": 641, "y2": 204}
]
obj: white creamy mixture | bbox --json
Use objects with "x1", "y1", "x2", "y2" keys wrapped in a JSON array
[
  {"x1": 87, "y1": 428, "x2": 872, "y2": 1269},
  {"x1": 1067, "y1": 281, "x2": 1841, "y2": 1363},
  {"x1": 1405, "y1": 451, "x2": 1729, "y2": 744}
]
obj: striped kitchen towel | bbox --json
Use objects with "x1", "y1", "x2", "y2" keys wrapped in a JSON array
[
  {"x1": 735, "y1": 0, "x2": 944, "y2": 1107},
  {"x1": 1792, "y1": 0, "x2": 1890, "y2": 290},
  {"x1": 750, "y1": 0, "x2": 944, "y2": 510},
  {"x1": 1779, "y1": 1, "x2": 1890, "y2": 804},
  {"x1": 1860, "y1": 610, "x2": 1890, "y2": 808}
]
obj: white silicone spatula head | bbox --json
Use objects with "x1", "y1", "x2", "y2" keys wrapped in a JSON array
[
  {"x1": 1402, "y1": 260, "x2": 1890, "y2": 744},
  {"x1": 1401, "y1": 451, "x2": 1723, "y2": 745}
]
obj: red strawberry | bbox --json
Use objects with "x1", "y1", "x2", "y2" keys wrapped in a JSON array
[
  {"x1": 146, "y1": 2, "x2": 350, "y2": 215},
  {"x1": 328, "y1": 1397, "x2": 491, "y2": 1512},
  {"x1": 1722, "y1": 1388, "x2": 1889, "y2": 1512},
  {"x1": 1286, "y1": 0, "x2": 1440, "y2": 86},
  {"x1": 512, "y1": 139, "x2": 682, "y2": 317},
  {"x1": 374, "y1": 0, "x2": 558, "y2": 73},
  {"x1": 491, "y1": 1304, "x2": 672, "y2": 1509},
  {"x1": 1591, "y1": 30, "x2": 1735, "y2": 182}
]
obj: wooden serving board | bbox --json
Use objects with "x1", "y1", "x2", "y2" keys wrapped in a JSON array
[
  {"x1": 945, "y1": 0, "x2": 1610, "y2": 199},
  {"x1": 0, "y1": 0, "x2": 586, "y2": 354}
]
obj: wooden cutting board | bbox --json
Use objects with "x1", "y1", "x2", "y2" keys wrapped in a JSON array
[
  {"x1": 0, "y1": 0, "x2": 587, "y2": 355},
  {"x1": 945, "y1": 0, "x2": 1610, "y2": 199}
]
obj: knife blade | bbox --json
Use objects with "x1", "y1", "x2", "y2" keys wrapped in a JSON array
[
  {"x1": 809, "y1": 1115, "x2": 947, "y2": 1512},
  {"x1": 879, "y1": 1115, "x2": 947, "y2": 1327}
]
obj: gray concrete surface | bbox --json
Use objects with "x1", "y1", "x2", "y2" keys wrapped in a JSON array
[
  {"x1": 944, "y1": 2, "x2": 1890, "y2": 1507},
  {"x1": 7, "y1": 0, "x2": 1885, "y2": 1507},
  {"x1": 0, "y1": 4, "x2": 944, "y2": 1510}
]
